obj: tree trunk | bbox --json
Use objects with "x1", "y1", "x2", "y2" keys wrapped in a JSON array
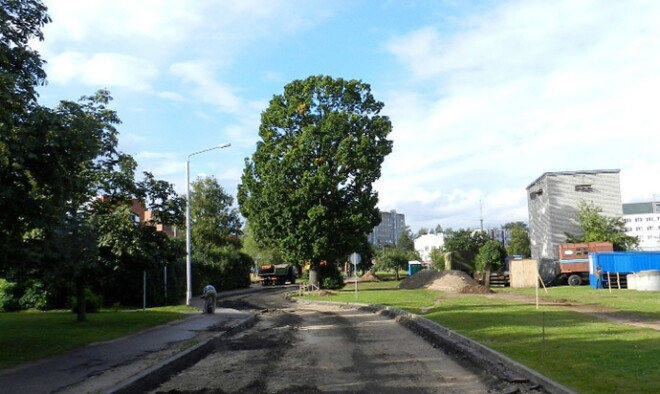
[
  {"x1": 484, "y1": 268, "x2": 491, "y2": 288},
  {"x1": 309, "y1": 267, "x2": 319, "y2": 286},
  {"x1": 76, "y1": 278, "x2": 87, "y2": 322},
  {"x1": 395, "y1": 269, "x2": 400, "y2": 281}
]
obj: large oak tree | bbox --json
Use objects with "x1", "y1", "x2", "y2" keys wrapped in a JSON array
[{"x1": 238, "y1": 75, "x2": 392, "y2": 283}]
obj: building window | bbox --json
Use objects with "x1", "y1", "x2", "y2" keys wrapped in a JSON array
[
  {"x1": 625, "y1": 218, "x2": 631, "y2": 223},
  {"x1": 647, "y1": 217, "x2": 654, "y2": 222},
  {"x1": 637, "y1": 227, "x2": 643, "y2": 231},
  {"x1": 635, "y1": 218, "x2": 643, "y2": 222},
  {"x1": 649, "y1": 226, "x2": 655, "y2": 231},
  {"x1": 575, "y1": 184, "x2": 592, "y2": 192}
]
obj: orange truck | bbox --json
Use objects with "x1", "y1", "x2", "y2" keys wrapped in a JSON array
[{"x1": 558, "y1": 242, "x2": 613, "y2": 286}]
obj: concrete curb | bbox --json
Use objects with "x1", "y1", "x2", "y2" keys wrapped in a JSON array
[
  {"x1": 295, "y1": 298, "x2": 576, "y2": 394},
  {"x1": 108, "y1": 314, "x2": 258, "y2": 394}
]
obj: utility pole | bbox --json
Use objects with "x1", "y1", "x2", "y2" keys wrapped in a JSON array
[{"x1": 479, "y1": 199, "x2": 484, "y2": 231}]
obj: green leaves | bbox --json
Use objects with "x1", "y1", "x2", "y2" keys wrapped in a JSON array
[
  {"x1": 239, "y1": 75, "x2": 393, "y2": 269},
  {"x1": 566, "y1": 201, "x2": 639, "y2": 251}
]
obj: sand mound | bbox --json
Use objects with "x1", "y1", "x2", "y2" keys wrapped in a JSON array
[
  {"x1": 400, "y1": 270, "x2": 492, "y2": 294},
  {"x1": 359, "y1": 271, "x2": 380, "y2": 282},
  {"x1": 399, "y1": 270, "x2": 444, "y2": 289}
]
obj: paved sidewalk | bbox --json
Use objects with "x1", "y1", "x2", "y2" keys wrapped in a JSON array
[{"x1": 0, "y1": 304, "x2": 254, "y2": 394}]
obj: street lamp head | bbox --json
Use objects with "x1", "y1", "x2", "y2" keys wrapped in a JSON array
[{"x1": 218, "y1": 143, "x2": 231, "y2": 149}]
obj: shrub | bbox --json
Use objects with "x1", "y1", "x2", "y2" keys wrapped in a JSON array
[
  {"x1": 19, "y1": 282, "x2": 48, "y2": 310},
  {"x1": 319, "y1": 263, "x2": 344, "y2": 290},
  {"x1": 0, "y1": 279, "x2": 20, "y2": 312},
  {"x1": 70, "y1": 289, "x2": 103, "y2": 313}
]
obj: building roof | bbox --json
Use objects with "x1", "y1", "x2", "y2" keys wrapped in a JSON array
[
  {"x1": 623, "y1": 202, "x2": 654, "y2": 215},
  {"x1": 526, "y1": 169, "x2": 620, "y2": 190}
]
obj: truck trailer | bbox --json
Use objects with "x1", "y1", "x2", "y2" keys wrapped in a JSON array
[
  {"x1": 558, "y1": 242, "x2": 613, "y2": 286},
  {"x1": 258, "y1": 264, "x2": 296, "y2": 286}
]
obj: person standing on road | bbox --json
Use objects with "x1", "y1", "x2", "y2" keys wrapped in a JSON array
[{"x1": 202, "y1": 284, "x2": 217, "y2": 314}]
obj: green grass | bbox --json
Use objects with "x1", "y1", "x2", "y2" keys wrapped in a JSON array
[
  {"x1": 0, "y1": 309, "x2": 187, "y2": 369},
  {"x1": 299, "y1": 282, "x2": 660, "y2": 393},
  {"x1": 319, "y1": 280, "x2": 438, "y2": 309},
  {"x1": 497, "y1": 286, "x2": 660, "y2": 319}
]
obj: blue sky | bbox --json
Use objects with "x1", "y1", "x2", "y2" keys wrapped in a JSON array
[{"x1": 33, "y1": 0, "x2": 660, "y2": 232}]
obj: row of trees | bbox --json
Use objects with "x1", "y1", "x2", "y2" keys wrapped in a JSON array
[{"x1": 1, "y1": 0, "x2": 251, "y2": 320}]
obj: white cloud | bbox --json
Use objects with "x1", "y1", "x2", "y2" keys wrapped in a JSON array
[
  {"x1": 48, "y1": 52, "x2": 158, "y2": 91},
  {"x1": 381, "y1": 0, "x2": 660, "y2": 230}
]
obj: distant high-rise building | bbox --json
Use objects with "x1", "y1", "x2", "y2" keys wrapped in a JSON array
[{"x1": 369, "y1": 210, "x2": 406, "y2": 248}]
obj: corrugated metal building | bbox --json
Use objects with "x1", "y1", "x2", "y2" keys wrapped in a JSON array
[{"x1": 526, "y1": 169, "x2": 623, "y2": 281}]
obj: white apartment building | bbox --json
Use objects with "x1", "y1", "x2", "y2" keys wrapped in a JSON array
[
  {"x1": 414, "y1": 233, "x2": 444, "y2": 261},
  {"x1": 623, "y1": 202, "x2": 660, "y2": 251}
]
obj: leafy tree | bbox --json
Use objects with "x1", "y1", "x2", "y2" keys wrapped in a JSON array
[
  {"x1": 443, "y1": 229, "x2": 488, "y2": 254},
  {"x1": 241, "y1": 222, "x2": 284, "y2": 266},
  {"x1": 374, "y1": 247, "x2": 408, "y2": 281},
  {"x1": 475, "y1": 240, "x2": 507, "y2": 272},
  {"x1": 507, "y1": 224, "x2": 531, "y2": 257},
  {"x1": 434, "y1": 224, "x2": 443, "y2": 234},
  {"x1": 238, "y1": 75, "x2": 393, "y2": 284},
  {"x1": 503, "y1": 221, "x2": 527, "y2": 231},
  {"x1": 191, "y1": 176, "x2": 251, "y2": 291},
  {"x1": 429, "y1": 247, "x2": 445, "y2": 271},
  {"x1": 396, "y1": 227, "x2": 415, "y2": 253},
  {"x1": 0, "y1": 0, "x2": 51, "y2": 273},
  {"x1": 416, "y1": 228, "x2": 429, "y2": 237},
  {"x1": 566, "y1": 201, "x2": 638, "y2": 251}
]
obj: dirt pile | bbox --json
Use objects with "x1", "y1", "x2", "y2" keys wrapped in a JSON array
[
  {"x1": 399, "y1": 270, "x2": 443, "y2": 289},
  {"x1": 400, "y1": 270, "x2": 492, "y2": 294},
  {"x1": 359, "y1": 271, "x2": 380, "y2": 282}
]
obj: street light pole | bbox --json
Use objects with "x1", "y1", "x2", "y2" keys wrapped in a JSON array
[{"x1": 185, "y1": 143, "x2": 230, "y2": 305}]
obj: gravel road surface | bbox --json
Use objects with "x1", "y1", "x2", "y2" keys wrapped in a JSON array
[{"x1": 150, "y1": 289, "x2": 541, "y2": 394}]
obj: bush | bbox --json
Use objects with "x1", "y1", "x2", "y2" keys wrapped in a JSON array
[
  {"x1": 19, "y1": 281, "x2": 48, "y2": 310},
  {"x1": 70, "y1": 289, "x2": 103, "y2": 313},
  {"x1": 319, "y1": 263, "x2": 344, "y2": 290},
  {"x1": 0, "y1": 279, "x2": 20, "y2": 312}
]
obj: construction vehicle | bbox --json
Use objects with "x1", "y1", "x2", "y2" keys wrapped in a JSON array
[
  {"x1": 258, "y1": 263, "x2": 296, "y2": 286},
  {"x1": 558, "y1": 242, "x2": 613, "y2": 286}
]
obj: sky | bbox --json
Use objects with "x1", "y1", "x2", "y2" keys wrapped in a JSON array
[{"x1": 32, "y1": 0, "x2": 660, "y2": 232}]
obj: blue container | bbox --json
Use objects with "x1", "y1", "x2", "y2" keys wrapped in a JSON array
[{"x1": 589, "y1": 252, "x2": 660, "y2": 288}]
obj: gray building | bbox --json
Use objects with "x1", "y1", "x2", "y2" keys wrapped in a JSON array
[
  {"x1": 369, "y1": 210, "x2": 406, "y2": 248},
  {"x1": 527, "y1": 170, "x2": 622, "y2": 279}
]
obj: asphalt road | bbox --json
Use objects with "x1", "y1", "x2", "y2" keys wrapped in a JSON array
[{"x1": 149, "y1": 288, "x2": 537, "y2": 394}]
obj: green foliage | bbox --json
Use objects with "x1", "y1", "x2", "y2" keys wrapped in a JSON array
[
  {"x1": 320, "y1": 263, "x2": 345, "y2": 290},
  {"x1": 18, "y1": 281, "x2": 48, "y2": 310},
  {"x1": 374, "y1": 247, "x2": 408, "y2": 280},
  {"x1": 566, "y1": 201, "x2": 639, "y2": 250},
  {"x1": 70, "y1": 289, "x2": 103, "y2": 314},
  {"x1": 190, "y1": 177, "x2": 250, "y2": 292},
  {"x1": 429, "y1": 248, "x2": 445, "y2": 271},
  {"x1": 396, "y1": 227, "x2": 415, "y2": 252},
  {"x1": 0, "y1": 279, "x2": 20, "y2": 312},
  {"x1": 238, "y1": 75, "x2": 393, "y2": 279},
  {"x1": 502, "y1": 221, "x2": 527, "y2": 231},
  {"x1": 507, "y1": 223, "x2": 531, "y2": 257},
  {"x1": 475, "y1": 240, "x2": 507, "y2": 271},
  {"x1": 241, "y1": 222, "x2": 284, "y2": 265},
  {"x1": 443, "y1": 229, "x2": 488, "y2": 254}
]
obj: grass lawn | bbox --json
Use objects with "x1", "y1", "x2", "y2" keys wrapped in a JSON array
[
  {"x1": 497, "y1": 286, "x2": 660, "y2": 320},
  {"x1": 301, "y1": 282, "x2": 660, "y2": 393},
  {"x1": 0, "y1": 308, "x2": 190, "y2": 369}
]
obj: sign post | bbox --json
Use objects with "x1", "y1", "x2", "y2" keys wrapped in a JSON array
[{"x1": 349, "y1": 252, "x2": 361, "y2": 300}]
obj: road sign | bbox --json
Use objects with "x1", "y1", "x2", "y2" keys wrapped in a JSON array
[{"x1": 349, "y1": 252, "x2": 361, "y2": 266}]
